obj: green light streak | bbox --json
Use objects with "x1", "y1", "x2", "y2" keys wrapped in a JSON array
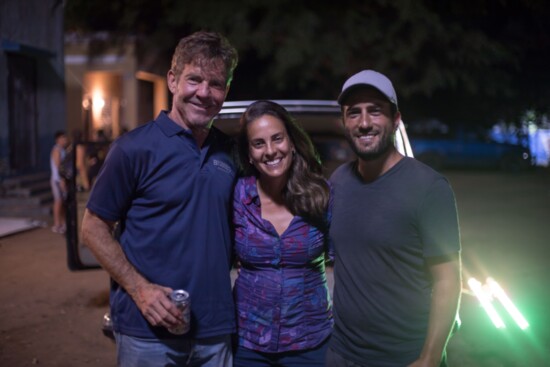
[
  {"x1": 467, "y1": 277, "x2": 506, "y2": 329},
  {"x1": 487, "y1": 277, "x2": 530, "y2": 330}
]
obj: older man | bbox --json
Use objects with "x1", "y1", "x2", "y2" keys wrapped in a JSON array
[{"x1": 81, "y1": 31, "x2": 238, "y2": 366}]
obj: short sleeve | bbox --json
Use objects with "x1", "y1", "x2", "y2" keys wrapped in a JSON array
[
  {"x1": 418, "y1": 177, "x2": 461, "y2": 257},
  {"x1": 86, "y1": 141, "x2": 136, "y2": 222}
]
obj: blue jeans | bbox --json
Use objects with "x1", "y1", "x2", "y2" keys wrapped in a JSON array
[
  {"x1": 233, "y1": 337, "x2": 329, "y2": 366},
  {"x1": 114, "y1": 332, "x2": 232, "y2": 367}
]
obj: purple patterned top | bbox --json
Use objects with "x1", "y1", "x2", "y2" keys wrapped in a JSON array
[{"x1": 233, "y1": 176, "x2": 334, "y2": 353}]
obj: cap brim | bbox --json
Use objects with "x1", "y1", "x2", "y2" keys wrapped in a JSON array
[{"x1": 337, "y1": 84, "x2": 387, "y2": 105}]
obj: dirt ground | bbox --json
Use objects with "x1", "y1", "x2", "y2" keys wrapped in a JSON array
[
  {"x1": 1, "y1": 168, "x2": 549, "y2": 367},
  {"x1": 0, "y1": 228, "x2": 116, "y2": 367}
]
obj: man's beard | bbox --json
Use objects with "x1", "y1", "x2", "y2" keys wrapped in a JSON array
[{"x1": 345, "y1": 130, "x2": 395, "y2": 161}]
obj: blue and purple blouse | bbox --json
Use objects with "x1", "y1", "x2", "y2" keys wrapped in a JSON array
[{"x1": 233, "y1": 176, "x2": 334, "y2": 353}]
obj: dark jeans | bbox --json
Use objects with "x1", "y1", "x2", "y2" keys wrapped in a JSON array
[
  {"x1": 325, "y1": 346, "x2": 448, "y2": 367},
  {"x1": 233, "y1": 337, "x2": 330, "y2": 367},
  {"x1": 325, "y1": 346, "x2": 363, "y2": 367}
]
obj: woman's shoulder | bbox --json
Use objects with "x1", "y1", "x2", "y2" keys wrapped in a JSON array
[
  {"x1": 236, "y1": 175, "x2": 255, "y2": 185},
  {"x1": 234, "y1": 176, "x2": 257, "y2": 197}
]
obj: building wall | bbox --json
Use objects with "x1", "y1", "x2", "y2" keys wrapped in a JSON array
[
  {"x1": 0, "y1": 0, "x2": 66, "y2": 176},
  {"x1": 65, "y1": 35, "x2": 168, "y2": 142}
]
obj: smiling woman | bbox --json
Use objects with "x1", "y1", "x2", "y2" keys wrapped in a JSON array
[
  {"x1": 232, "y1": 100, "x2": 334, "y2": 366},
  {"x1": 246, "y1": 114, "x2": 295, "y2": 184}
]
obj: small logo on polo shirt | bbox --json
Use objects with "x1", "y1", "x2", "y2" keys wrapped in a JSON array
[{"x1": 213, "y1": 159, "x2": 233, "y2": 174}]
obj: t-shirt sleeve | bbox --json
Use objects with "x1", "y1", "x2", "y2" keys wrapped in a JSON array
[
  {"x1": 86, "y1": 141, "x2": 136, "y2": 222},
  {"x1": 419, "y1": 177, "x2": 461, "y2": 257}
]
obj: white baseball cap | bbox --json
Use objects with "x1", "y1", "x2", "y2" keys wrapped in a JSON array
[{"x1": 338, "y1": 69, "x2": 398, "y2": 109}]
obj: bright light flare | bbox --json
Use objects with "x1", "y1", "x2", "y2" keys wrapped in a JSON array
[
  {"x1": 467, "y1": 277, "x2": 506, "y2": 329},
  {"x1": 93, "y1": 91, "x2": 105, "y2": 109},
  {"x1": 487, "y1": 277, "x2": 530, "y2": 330}
]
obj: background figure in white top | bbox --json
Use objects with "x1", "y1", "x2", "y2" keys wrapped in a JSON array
[{"x1": 50, "y1": 131, "x2": 68, "y2": 234}]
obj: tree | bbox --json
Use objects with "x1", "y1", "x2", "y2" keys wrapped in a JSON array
[{"x1": 65, "y1": 0, "x2": 550, "y2": 125}]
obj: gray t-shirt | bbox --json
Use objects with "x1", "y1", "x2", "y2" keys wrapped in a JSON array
[{"x1": 329, "y1": 157, "x2": 460, "y2": 366}]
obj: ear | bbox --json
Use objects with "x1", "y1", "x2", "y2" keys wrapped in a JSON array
[
  {"x1": 340, "y1": 106, "x2": 347, "y2": 127},
  {"x1": 167, "y1": 70, "x2": 177, "y2": 94},
  {"x1": 393, "y1": 111, "x2": 402, "y2": 131}
]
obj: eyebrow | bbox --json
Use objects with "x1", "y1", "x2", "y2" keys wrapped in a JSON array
[
  {"x1": 347, "y1": 99, "x2": 387, "y2": 110},
  {"x1": 250, "y1": 132, "x2": 285, "y2": 142}
]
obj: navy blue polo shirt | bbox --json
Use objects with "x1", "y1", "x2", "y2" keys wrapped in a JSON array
[{"x1": 87, "y1": 111, "x2": 237, "y2": 339}]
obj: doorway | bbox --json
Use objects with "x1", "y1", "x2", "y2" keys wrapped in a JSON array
[{"x1": 7, "y1": 53, "x2": 38, "y2": 173}]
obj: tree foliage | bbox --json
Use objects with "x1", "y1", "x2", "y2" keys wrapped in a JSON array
[{"x1": 65, "y1": 0, "x2": 550, "y2": 124}]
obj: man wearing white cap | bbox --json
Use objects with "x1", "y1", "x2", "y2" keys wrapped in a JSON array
[{"x1": 327, "y1": 70, "x2": 462, "y2": 367}]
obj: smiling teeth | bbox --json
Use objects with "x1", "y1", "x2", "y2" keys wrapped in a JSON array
[{"x1": 265, "y1": 158, "x2": 282, "y2": 166}]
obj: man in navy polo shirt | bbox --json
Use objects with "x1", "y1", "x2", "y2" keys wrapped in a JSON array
[{"x1": 81, "y1": 31, "x2": 239, "y2": 366}]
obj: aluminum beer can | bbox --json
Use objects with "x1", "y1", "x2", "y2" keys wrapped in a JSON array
[{"x1": 168, "y1": 289, "x2": 190, "y2": 335}]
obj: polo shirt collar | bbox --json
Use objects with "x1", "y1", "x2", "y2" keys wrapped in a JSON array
[{"x1": 155, "y1": 110, "x2": 191, "y2": 137}]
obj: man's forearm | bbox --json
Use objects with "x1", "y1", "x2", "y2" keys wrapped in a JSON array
[
  {"x1": 81, "y1": 209, "x2": 148, "y2": 296},
  {"x1": 81, "y1": 209, "x2": 181, "y2": 329},
  {"x1": 417, "y1": 256, "x2": 462, "y2": 366}
]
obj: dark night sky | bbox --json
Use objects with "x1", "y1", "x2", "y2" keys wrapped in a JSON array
[{"x1": 65, "y1": 0, "x2": 550, "y2": 127}]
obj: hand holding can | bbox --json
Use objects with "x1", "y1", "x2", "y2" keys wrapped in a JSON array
[{"x1": 168, "y1": 289, "x2": 191, "y2": 335}]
